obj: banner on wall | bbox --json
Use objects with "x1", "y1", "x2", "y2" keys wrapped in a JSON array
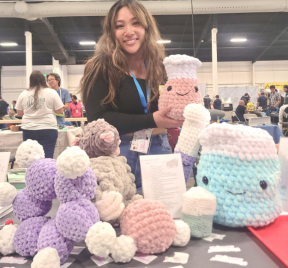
[{"x1": 264, "y1": 82, "x2": 288, "y2": 90}]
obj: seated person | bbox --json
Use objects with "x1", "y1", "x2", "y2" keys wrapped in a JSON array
[{"x1": 233, "y1": 100, "x2": 248, "y2": 122}]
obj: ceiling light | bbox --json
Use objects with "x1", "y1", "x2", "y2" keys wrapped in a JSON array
[
  {"x1": 157, "y1": 40, "x2": 171, "y2": 44},
  {"x1": 230, "y1": 38, "x2": 247, "y2": 42},
  {"x1": 201, "y1": 40, "x2": 204, "y2": 42},
  {"x1": 0, "y1": 42, "x2": 18, "y2": 47},
  {"x1": 79, "y1": 41, "x2": 96, "y2": 45}
]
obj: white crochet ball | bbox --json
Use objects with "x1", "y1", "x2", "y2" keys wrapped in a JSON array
[
  {"x1": 0, "y1": 182, "x2": 17, "y2": 207},
  {"x1": 95, "y1": 191, "x2": 125, "y2": 222},
  {"x1": 56, "y1": 146, "x2": 90, "y2": 179},
  {"x1": 0, "y1": 224, "x2": 18, "y2": 255},
  {"x1": 15, "y1": 139, "x2": 45, "y2": 168},
  {"x1": 31, "y1": 247, "x2": 60, "y2": 268},
  {"x1": 85, "y1": 221, "x2": 116, "y2": 258},
  {"x1": 110, "y1": 235, "x2": 137, "y2": 263},
  {"x1": 172, "y1": 220, "x2": 191, "y2": 247}
]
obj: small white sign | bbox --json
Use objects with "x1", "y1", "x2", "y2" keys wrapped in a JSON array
[
  {"x1": 133, "y1": 253, "x2": 157, "y2": 264},
  {"x1": 0, "y1": 152, "x2": 11, "y2": 183},
  {"x1": 90, "y1": 256, "x2": 114, "y2": 266},
  {"x1": 278, "y1": 137, "x2": 288, "y2": 212},
  {"x1": 140, "y1": 154, "x2": 186, "y2": 218}
]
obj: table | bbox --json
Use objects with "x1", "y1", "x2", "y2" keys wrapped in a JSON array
[
  {"x1": 0, "y1": 118, "x2": 88, "y2": 124},
  {"x1": 0, "y1": 199, "x2": 286, "y2": 268},
  {"x1": 253, "y1": 124, "x2": 284, "y2": 144},
  {"x1": 0, "y1": 127, "x2": 83, "y2": 159}
]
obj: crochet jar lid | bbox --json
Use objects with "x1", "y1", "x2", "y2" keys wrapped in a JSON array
[
  {"x1": 199, "y1": 123, "x2": 277, "y2": 162},
  {"x1": 163, "y1": 54, "x2": 202, "y2": 80}
]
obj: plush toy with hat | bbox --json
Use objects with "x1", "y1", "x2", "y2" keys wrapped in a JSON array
[
  {"x1": 0, "y1": 140, "x2": 100, "y2": 267},
  {"x1": 76, "y1": 119, "x2": 142, "y2": 222},
  {"x1": 158, "y1": 54, "x2": 203, "y2": 120},
  {"x1": 197, "y1": 123, "x2": 282, "y2": 227},
  {"x1": 158, "y1": 54, "x2": 210, "y2": 181},
  {"x1": 85, "y1": 199, "x2": 191, "y2": 263}
]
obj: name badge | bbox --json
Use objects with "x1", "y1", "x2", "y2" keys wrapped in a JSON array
[
  {"x1": 130, "y1": 128, "x2": 153, "y2": 154},
  {"x1": 76, "y1": 109, "x2": 78, "y2": 113}
]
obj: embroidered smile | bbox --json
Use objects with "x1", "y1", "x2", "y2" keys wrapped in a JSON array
[
  {"x1": 226, "y1": 190, "x2": 246, "y2": 195},
  {"x1": 176, "y1": 92, "x2": 189, "y2": 96}
]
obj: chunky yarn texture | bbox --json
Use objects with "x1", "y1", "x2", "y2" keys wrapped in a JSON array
[
  {"x1": 31, "y1": 247, "x2": 61, "y2": 268},
  {"x1": 13, "y1": 188, "x2": 52, "y2": 222},
  {"x1": 54, "y1": 167, "x2": 96, "y2": 203},
  {"x1": 56, "y1": 146, "x2": 90, "y2": 179},
  {"x1": 13, "y1": 216, "x2": 49, "y2": 256},
  {"x1": 120, "y1": 199, "x2": 176, "y2": 254},
  {"x1": 26, "y1": 158, "x2": 57, "y2": 201},
  {"x1": 56, "y1": 199, "x2": 99, "y2": 242},
  {"x1": 181, "y1": 186, "x2": 216, "y2": 237},
  {"x1": 0, "y1": 182, "x2": 17, "y2": 207},
  {"x1": 37, "y1": 219, "x2": 74, "y2": 264},
  {"x1": 79, "y1": 119, "x2": 120, "y2": 158},
  {"x1": 159, "y1": 55, "x2": 203, "y2": 120},
  {"x1": 0, "y1": 224, "x2": 18, "y2": 255},
  {"x1": 15, "y1": 139, "x2": 44, "y2": 168},
  {"x1": 197, "y1": 123, "x2": 282, "y2": 227}
]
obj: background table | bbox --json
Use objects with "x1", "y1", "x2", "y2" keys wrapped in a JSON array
[
  {"x1": 0, "y1": 127, "x2": 83, "y2": 159},
  {"x1": 253, "y1": 124, "x2": 284, "y2": 143},
  {"x1": 0, "y1": 199, "x2": 286, "y2": 268}
]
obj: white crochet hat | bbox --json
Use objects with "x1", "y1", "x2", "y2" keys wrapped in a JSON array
[{"x1": 163, "y1": 54, "x2": 202, "y2": 80}]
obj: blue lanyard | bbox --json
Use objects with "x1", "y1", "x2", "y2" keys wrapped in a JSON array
[{"x1": 130, "y1": 62, "x2": 149, "y2": 114}]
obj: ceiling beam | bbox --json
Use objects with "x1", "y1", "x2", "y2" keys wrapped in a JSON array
[
  {"x1": 252, "y1": 23, "x2": 288, "y2": 63},
  {"x1": 28, "y1": 18, "x2": 69, "y2": 62},
  {"x1": 195, "y1": 15, "x2": 212, "y2": 56}
]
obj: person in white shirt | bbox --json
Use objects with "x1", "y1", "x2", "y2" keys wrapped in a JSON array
[{"x1": 16, "y1": 70, "x2": 64, "y2": 158}]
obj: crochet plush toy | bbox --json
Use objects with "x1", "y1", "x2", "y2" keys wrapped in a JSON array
[
  {"x1": 85, "y1": 199, "x2": 191, "y2": 263},
  {"x1": 158, "y1": 54, "x2": 203, "y2": 120},
  {"x1": 196, "y1": 123, "x2": 282, "y2": 227},
  {"x1": 158, "y1": 54, "x2": 210, "y2": 182},
  {"x1": 0, "y1": 140, "x2": 100, "y2": 268},
  {"x1": 77, "y1": 119, "x2": 142, "y2": 222},
  {"x1": 174, "y1": 103, "x2": 211, "y2": 182}
]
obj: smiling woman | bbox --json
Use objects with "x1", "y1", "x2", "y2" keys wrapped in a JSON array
[{"x1": 79, "y1": 0, "x2": 183, "y2": 188}]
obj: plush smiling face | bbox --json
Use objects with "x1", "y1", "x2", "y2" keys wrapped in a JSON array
[
  {"x1": 159, "y1": 78, "x2": 203, "y2": 120},
  {"x1": 158, "y1": 54, "x2": 203, "y2": 121},
  {"x1": 196, "y1": 123, "x2": 282, "y2": 227}
]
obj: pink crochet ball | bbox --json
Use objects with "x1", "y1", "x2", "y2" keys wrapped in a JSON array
[{"x1": 120, "y1": 199, "x2": 176, "y2": 254}]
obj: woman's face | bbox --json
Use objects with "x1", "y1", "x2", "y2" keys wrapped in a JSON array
[
  {"x1": 72, "y1": 97, "x2": 76, "y2": 102},
  {"x1": 114, "y1": 7, "x2": 145, "y2": 57}
]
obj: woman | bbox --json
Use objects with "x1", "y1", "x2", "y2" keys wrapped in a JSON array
[
  {"x1": 16, "y1": 70, "x2": 64, "y2": 158},
  {"x1": 80, "y1": 0, "x2": 182, "y2": 188},
  {"x1": 69, "y1": 95, "x2": 82, "y2": 127}
]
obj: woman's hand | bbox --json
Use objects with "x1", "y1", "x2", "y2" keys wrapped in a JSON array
[{"x1": 153, "y1": 107, "x2": 183, "y2": 129}]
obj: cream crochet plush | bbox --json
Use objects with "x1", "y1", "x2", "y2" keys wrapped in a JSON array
[{"x1": 78, "y1": 119, "x2": 142, "y2": 222}]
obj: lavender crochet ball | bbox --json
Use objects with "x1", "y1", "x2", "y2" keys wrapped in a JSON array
[
  {"x1": 54, "y1": 168, "x2": 97, "y2": 204},
  {"x1": 56, "y1": 198, "x2": 100, "y2": 242},
  {"x1": 37, "y1": 219, "x2": 74, "y2": 265},
  {"x1": 26, "y1": 158, "x2": 57, "y2": 201},
  {"x1": 13, "y1": 216, "x2": 49, "y2": 256},
  {"x1": 13, "y1": 188, "x2": 52, "y2": 222},
  {"x1": 79, "y1": 119, "x2": 120, "y2": 158}
]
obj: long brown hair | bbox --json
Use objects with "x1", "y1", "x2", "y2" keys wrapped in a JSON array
[
  {"x1": 80, "y1": 0, "x2": 166, "y2": 109},
  {"x1": 28, "y1": 70, "x2": 47, "y2": 109}
]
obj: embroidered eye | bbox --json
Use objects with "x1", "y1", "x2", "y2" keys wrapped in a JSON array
[
  {"x1": 202, "y1": 176, "x2": 209, "y2": 185},
  {"x1": 260, "y1": 180, "x2": 267, "y2": 190},
  {"x1": 167, "y1": 86, "x2": 172, "y2": 91},
  {"x1": 194, "y1": 86, "x2": 198, "y2": 92}
]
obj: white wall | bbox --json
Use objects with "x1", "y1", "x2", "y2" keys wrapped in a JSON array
[{"x1": 1, "y1": 60, "x2": 288, "y2": 106}]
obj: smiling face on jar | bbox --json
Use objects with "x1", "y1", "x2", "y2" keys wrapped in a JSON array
[{"x1": 158, "y1": 78, "x2": 204, "y2": 120}]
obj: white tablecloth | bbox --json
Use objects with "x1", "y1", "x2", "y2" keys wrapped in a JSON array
[{"x1": 0, "y1": 127, "x2": 83, "y2": 159}]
